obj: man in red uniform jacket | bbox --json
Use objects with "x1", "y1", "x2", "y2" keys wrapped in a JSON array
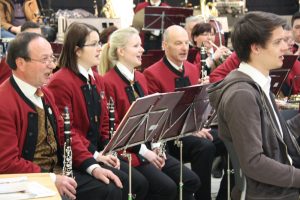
[
  {"x1": 0, "y1": 32, "x2": 122, "y2": 200},
  {"x1": 134, "y1": 0, "x2": 168, "y2": 13},
  {"x1": 144, "y1": 25, "x2": 220, "y2": 200}
]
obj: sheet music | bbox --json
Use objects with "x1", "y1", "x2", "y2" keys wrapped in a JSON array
[
  {"x1": 0, "y1": 176, "x2": 28, "y2": 184},
  {"x1": 0, "y1": 177, "x2": 56, "y2": 200}
]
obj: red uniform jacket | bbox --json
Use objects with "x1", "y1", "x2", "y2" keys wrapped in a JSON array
[
  {"x1": 103, "y1": 67, "x2": 148, "y2": 166},
  {"x1": 0, "y1": 77, "x2": 64, "y2": 173},
  {"x1": 48, "y1": 68, "x2": 110, "y2": 171},
  {"x1": 143, "y1": 56, "x2": 200, "y2": 93},
  {"x1": 134, "y1": 2, "x2": 169, "y2": 13},
  {"x1": 286, "y1": 60, "x2": 300, "y2": 94},
  {"x1": 209, "y1": 52, "x2": 240, "y2": 83},
  {"x1": 0, "y1": 58, "x2": 11, "y2": 85}
]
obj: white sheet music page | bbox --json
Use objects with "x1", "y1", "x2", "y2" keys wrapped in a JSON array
[{"x1": 0, "y1": 176, "x2": 56, "y2": 200}]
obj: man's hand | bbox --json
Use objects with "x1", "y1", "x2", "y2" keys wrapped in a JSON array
[
  {"x1": 92, "y1": 167, "x2": 123, "y2": 188},
  {"x1": 97, "y1": 153, "x2": 120, "y2": 169},
  {"x1": 55, "y1": 175, "x2": 77, "y2": 200},
  {"x1": 143, "y1": 150, "x2": 165, "y2": 169},
  {"x1": 198, "y1": 76, "x2": 210, "y2": 84},
  {"x1": 193, "y1": 128, "x2": 213, "y2": 141}
]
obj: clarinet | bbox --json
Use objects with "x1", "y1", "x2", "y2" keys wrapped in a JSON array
[
  {"x1": 62, "y1": 106, "x2": 73, "y2": 177},
  {"x1": 203, "y1": 110, "x2": 217, "y2": 129},
  {"x1": 108, "y1": 97, "x2": 115, "y2": 140},
  {"x1": 200, "y1": 42, "x2": 209, "y2": 80}
]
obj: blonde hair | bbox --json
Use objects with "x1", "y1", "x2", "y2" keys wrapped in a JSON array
[
  {"x1": 99, "y1": 43, "x2": 113, "y2": 75},
  {"x1": 99, "y1": 27, "x2": 139, "y2": 74}
]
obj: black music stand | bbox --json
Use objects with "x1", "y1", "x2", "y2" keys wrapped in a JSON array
[
  {"x1": 270, "y1": 69, "x2": 290, "y2": 96},
  {"x1": 154, "y1": 83, "x2": 212, "y2": 143},
  {"x1": 143, "y1": 7, "x2": 193, "y2": 33},
  {"x1": 103, "y1": 91, "x2": 184, "y2": 154},
  {"x1": 270, "y1": 55, "x2": 298, "y2": 96},
  {"x1": 102, "y1": 91, "x2": 183, "y2": 200},
  {"x1": 152, "y1": 83, "x2": 212, "y2": 200}
]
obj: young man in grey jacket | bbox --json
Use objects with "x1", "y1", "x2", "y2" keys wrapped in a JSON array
[{"x1": 208, "y1": 11, "x2": 300, "y2": 200}]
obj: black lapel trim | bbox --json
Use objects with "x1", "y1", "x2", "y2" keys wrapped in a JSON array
[
  {"x1": 10, "y1": 77, "x2": 36, "y2": 110},
  {"x1": 163, "y1": 56, "x2": 185, "y2": 77},
  {"x1": 114, "y1": 67, "x2": 139, "y2": 104},
  {"x1": 114, "y1": 67, "x2": 131, "y2": 85},
  {"x1": 77, "y1": 73, "x2": 88, "y2": 83},
  {"x1": 22, "y1": 112, "x2": 38, "y2": 161},
  {"x1": 79, "y1": 73, "x2": 101, "y2": 149},
  {"x1": 42, "y1": 98, "x2": 58, "y2": 141},
  {"x1": 133, "y1": 81, "x2": 145, "y2": 98},
  {"x1": 175, "y1": 76, "x2": 191, "y2": 88}
]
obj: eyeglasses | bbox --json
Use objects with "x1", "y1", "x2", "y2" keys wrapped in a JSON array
[
  {"x1": 83, "y1": 41, "x2": 102, "y2": 48},
  {"x1": 26, "y1": 55, "x2": 57, "y2": 65}
]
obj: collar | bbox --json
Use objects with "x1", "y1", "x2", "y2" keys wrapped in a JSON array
[
  {"x1": 13, "y1": 74, "x2": 38, "y2": 99},
  {"x1": 150, "y1": 0, "x2": 161, "y2": 6},
  {"x1": 238, "y1": 62, "x2": 271, "y2": 95},
  {"x1": 166, "y1": 57, "x2": 183, "y2": 71},
  {"x1": 78, "y1": 65, "x2": 95, "y2": 81},
  {"x1": 116, "y1": 62, "x2": 134, "y2": 82}
]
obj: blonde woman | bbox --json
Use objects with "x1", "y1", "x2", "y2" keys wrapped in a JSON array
[{"x1": 101, "y1": 27, "x2": 200, "y2": 200}]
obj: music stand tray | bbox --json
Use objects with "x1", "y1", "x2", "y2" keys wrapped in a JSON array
[
  {"x1": 143, "y1": 6, "x2": 193, "y2": 32},
  {"x1": 154, "y1": 84, "x2": 212, "y2": 143},
  {"x1": 102, "y1": 91, "x2": 184, "y2": 155}
]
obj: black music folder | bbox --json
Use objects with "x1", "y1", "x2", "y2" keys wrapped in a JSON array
[
  {"x1": 270, "y1": 69, "x2": 289, "y2": 96},
  {"x1": 102, "y1": 91, "x2": 184, "y2": 154},
  {"x1": 154, "y1": 83, "x2": 212, "y2": 143},
  {"x1": 282, "y1": 55, "x2": 298, "y2": 69}
]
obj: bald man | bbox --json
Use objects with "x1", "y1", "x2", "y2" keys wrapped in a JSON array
[{"x1": 144, "y1": 25, "x2": 221, "y2": 200}]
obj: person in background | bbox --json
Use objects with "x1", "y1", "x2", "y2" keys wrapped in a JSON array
[
  {"x1": 101, "y1": 26, "x2": 200, "y2": 200},
  {"x1": 20, "y1": 21, "x2": 41, "y2": 33},
  {"x1": 184, "y1": 15, "x2": 205, "y2": 47},
  {"x1": 134, "y1": 0, "x2": 168, "y2": 13},
  {"x1": 292, "y1": 12, "x2": 300, "y2": 54},
  {"x1": 208, "y1": 11, "x2": 300, "y2": 200},
  {"x1": 210, "y1": 23, "x2": 300, "y2": 96},
  {"x1": 99, "y1": 25, "x2": 118, "y2": 44},
  {"x1": 0, "y1": 21, "x2": 41, "y2": 85},
  {"x1": 47, "y1": 22, "x2": 148, "y2": 200},
  {"x1": 0, "y1": 0, "x2": 41, "y2": 38},
  {"x1": 191, "y1": 22, "x2": 231, "y2": 74},
  {"x1": 135, "y1": 0, "x2": 169, "y2": 51}
]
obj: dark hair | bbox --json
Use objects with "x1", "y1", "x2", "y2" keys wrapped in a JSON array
[
  {"x1": 100, "y1": 25, "x2": 118, "y2": 44},
  {"x1": 58, "y1": 22, "x2": 99, "y2": 74},
  {"x1": 231, "y1": 11, "x2": 286, "y2": 62},
  {"x1": 21, "y1": 21, "x2": 40, "y2": 32},
  {"x1": 191, "y1": 23, "x2": 215, "y2": 45},
  {"x1": 6, "y1": 32, "x2": 42, "y2": 70},
  {"x1": 292, "y1": 12, "x2": 300, "y2": 27}
]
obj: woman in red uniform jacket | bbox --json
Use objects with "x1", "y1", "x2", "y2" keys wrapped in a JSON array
[{"x1": 47, "y1": 22, "x2": 148, "y2": 200}]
